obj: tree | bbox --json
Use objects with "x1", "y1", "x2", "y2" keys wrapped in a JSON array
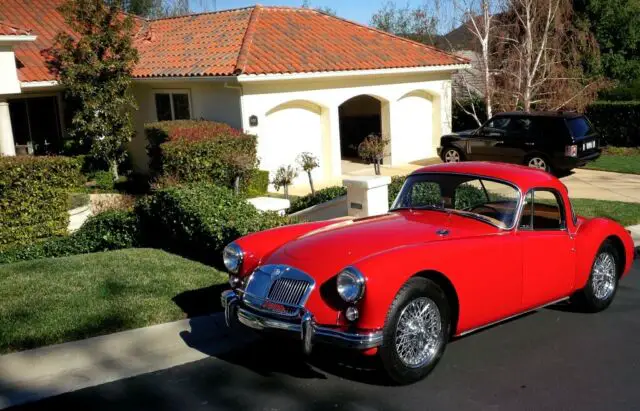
[
  {"x1": 297, "y1": 152, "x2": 319, "y2": 195},
  {"x1": 494, "y1": 0, "x2": 603, "y2": 112},
  {"x1": 301, "y1": 0, "x2": 338, "y2": 16},
  {"x1": 371, "y1": 1, "x2": 440, "y2": 45},
  {"x1": 114, "y1": 0, "x2": 190, "y2": 18},
  {"x1": 272, "y1": 165, "x2": 299, "y2": 199},
  {"x1": 358, "y1": 134, "x2": 390, "y2": 175},
  {"x1": 452, "y1": 0, "x2": 502, "y2": 125},
  {"x1": 50, "y1": 0, "x2": 138, "y2": 180},
  {"x1": 574, "y1": 0, "x2": 640, "y2": 85}
]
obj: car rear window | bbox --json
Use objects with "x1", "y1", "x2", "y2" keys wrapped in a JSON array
[{"x1": 567, "y1": 117, "x2": 593, "y2": 138}]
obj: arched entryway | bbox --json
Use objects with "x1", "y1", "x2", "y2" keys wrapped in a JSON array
[{"x1": 338, "y1": 95, "x2": 383, "y2": 161}]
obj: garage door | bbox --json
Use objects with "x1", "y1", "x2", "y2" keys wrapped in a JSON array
[
  {"x1": 262, "y1": 101, "x2": 324, "y2": 186},
  {"x1": 393, "y1": 91, "x2": 434, "y2": 164}
]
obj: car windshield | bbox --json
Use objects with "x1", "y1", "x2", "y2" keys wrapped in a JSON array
[{"x1": 390, "y1": 173, "x2": 521, "y2": 229}]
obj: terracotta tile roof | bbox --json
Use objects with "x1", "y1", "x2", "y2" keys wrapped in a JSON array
[
  {"x1": 0, "y1": 1, "x2": 466, "y2": 83},
  {"x1": 0, "y1": 21, "x2": 33, "y2": 36}
]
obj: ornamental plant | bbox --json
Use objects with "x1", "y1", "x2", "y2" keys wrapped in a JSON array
[
  {"x1": 272, "y1": 165, "x2": 299, "y2": 199},
  {"x1": 297, "y1": 152, "x2": 320, "y2": 195},
  {"x1": 358, "y1": 133, "x2": 390, "y2": 175},
  {"x1": 49, "y1": 0, "x2": 139, "y2": 181}
]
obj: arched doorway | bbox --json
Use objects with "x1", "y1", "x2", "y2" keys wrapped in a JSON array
[{"x1": 338, "y1": 95, "x2": 382, "y2": 161}]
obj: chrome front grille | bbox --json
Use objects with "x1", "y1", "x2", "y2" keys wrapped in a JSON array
[
  {"x1": 242, "y1": 265, "x2": 315, "y2": 317},
  {"x1": 268, "y1": 278, "x2": 310, "y2": 306}
]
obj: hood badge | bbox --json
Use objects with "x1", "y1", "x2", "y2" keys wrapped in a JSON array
[{"x1": 436, "y1": 228, "x2": 450, "y2": 237}]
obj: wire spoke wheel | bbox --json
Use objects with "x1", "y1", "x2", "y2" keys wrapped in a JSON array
[
  {"x1": 444, "y1": 149, "x2": 460, "y2": 163},
  {"x1": 592, "y1": 251, "x2": 616, "y2": 300},
  {"x1": 394, "y1": 297, "x2": 443, "y2": 369},
  {"x1": 528, "y1": 157, "x2": 547, "y2": 170}
]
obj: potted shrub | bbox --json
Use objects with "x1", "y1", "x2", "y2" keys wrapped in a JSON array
[
  {"x1": 358, "y1": 133, "x2": 390, "y2": 175},
  {"x1": 272, "y1": 165, "x2": 298, "y2": 199},
  {"x1": 297, "y1": 152, "x2": 319, "y2": 195}
]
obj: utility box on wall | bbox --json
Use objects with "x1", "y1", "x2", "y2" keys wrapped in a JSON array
[{"x1": 343, "y1": 175, "x2": 391, "y2": 218}]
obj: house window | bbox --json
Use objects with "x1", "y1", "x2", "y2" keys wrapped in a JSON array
[{"x1": 154, "y1": 90, "x2": 191, "y2": 121}]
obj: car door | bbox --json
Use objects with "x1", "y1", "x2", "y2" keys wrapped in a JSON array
[
  {"x1": 491, "y1": 116, "x2": 533, "y2": 164},
  {"x1": 466, "y1": 116, "x2": 510, "y2": 161},
  {"x1": 517, "y1": 189, "x2": 576, "y2": 309}
]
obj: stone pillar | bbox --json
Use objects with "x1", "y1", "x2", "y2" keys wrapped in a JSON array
[
  {"x1": 0, "y1": 100, "x2": 15, "y2": 156},
  {"x1": 343, "y1": 175, "x2": 392, "y2": 218}
]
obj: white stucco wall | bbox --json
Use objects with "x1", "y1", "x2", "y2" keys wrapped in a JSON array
[
  {"x1": 0, "y1": 46, "x2": 22, "y2": 95},
  {"x1": 129, "y1": 80, "x2": 243, "y2": 173},
  {"x1": 240, "y1": 71, "x2": 453, "y2": 186}
]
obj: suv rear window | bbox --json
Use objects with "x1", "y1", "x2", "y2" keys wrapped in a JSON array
[{"x1": 566, "y1": 116, "x2": 593, "y2": 138}]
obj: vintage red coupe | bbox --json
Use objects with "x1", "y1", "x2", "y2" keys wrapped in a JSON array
[{"x1": 221, "y1": 162, "x2": 635, "y2": 384}]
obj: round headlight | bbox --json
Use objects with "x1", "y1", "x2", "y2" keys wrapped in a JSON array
[
  {"x1": 223, "y1": 243, "x2": 243, "y2": 274},
  {"x1": 336, "y1": 267, "x2": 365, "y2": 303}
]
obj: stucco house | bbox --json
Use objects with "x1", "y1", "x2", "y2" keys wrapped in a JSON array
[{"x1": 0, "y1": 1, "x2": 468, "y2": 186}]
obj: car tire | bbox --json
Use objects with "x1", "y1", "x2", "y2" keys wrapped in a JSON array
[
  {"x1": 442, "y1": 147, "x2": 463, "y2": 163},
  {"x1": 525, "y1": 155, "x2": 551, "y2": 173},
  {"x1": 379, "y1": 277, "x2": 450, "y2": 385},
  {"x1": 572, "y1": 240, "x2": 620, "y2": 313}
]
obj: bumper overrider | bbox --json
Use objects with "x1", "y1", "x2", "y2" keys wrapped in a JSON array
[{"x1": 221, "y1": 289, "x2": 383, "y2": 354}]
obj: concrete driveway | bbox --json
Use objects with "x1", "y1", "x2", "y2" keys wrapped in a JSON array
[{"x1": 560, "y1": 168, "x2": 640, "y2": 203}]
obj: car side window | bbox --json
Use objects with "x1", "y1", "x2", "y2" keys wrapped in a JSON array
[
  {"x1": 506, "y1": 117, "x2": 532, "y2": 138},
  {"x1": 485, "y1": 117, "x2": 511, "y2": 131},
  {"x1": 519, "y1": 190, "x2": 566, "y2": 230}
]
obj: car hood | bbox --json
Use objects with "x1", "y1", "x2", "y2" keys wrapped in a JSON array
[
  {"x1": 265, "y1": 210, "x2": 500, "y2": 278},
  {"x1": 443, "y1": 129, "x2": 476, "y2": 138}
]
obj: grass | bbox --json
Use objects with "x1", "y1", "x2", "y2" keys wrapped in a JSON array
[
  {"x1": 584, "y1": 147, "x2": 640, "y2": 175},
  {"x1": 0, "y1": 248, "x2": 227, "y2": 354},
  {"x1": 572, "y1": 198, "x2": 640, "y2": 226}
]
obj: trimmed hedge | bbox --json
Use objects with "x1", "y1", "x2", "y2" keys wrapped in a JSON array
[
  {"x1": 0, "y1": 156, "x2": 82, "y2": 250},
  {"x1": 288, "y1": 186, "x2": 347, "y2": 214},
  {"x1": 246, "y1": 169, "x2": 269, "y2": 197},
  {"x1": 145, "y1": 120, "x2": 258, "y2": 189},
  {"x1": 585, "y1": 101, "x2": 640, "y2": 147},
  {"x1": 137, "y1": 183, "x2": 288, "y2": 264},
  {"x1": 0, "y1": 210, "x2": 140, "y2": 264}
]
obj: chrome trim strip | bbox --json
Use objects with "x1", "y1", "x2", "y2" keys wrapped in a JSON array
[{"x1": 457, "y1": 297, "x2": 570, "y2": 337}]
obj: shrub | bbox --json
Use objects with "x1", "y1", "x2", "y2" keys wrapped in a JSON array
[
  {"x1": 358, "y1": 134, "x2": 390, "y2": 175},
  {"x1": 388, "y1": 175, "x2": 407, "y2": 207},
  {"x1": 0, "y1": 210, "x2": 140, "y2": 264},
  {"x1": 272, "y1": 165, "x2": 298, "y2": 198},
  {"x1": 136, "y1": 183, "x2": 288, "y2": 264},
  {"x1": 246, "y1": 169, "x2": 269, "y2": 197},
  {"x1": 585, "y1": 101, "x2": 640, "y2": 147},
  {"x1": 0, "y1": 156, "x2": 82, "y2": 250},
  {"x1": 288, "y1": 186, "x2": 347, "y2": 214},
  {"x1": 92, "y1": 170, "x2": 115, "y2": 191},
  {"x1": 145, "y1": 120, "x2": 257, "y2": 190},
  {"x1": 297, "y1": 152, "x2": 320, "y2": 195}
]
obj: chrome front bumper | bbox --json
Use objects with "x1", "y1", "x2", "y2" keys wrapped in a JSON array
[{"x1": 221, "y1": 290, "x2": 383, "y2": 354}]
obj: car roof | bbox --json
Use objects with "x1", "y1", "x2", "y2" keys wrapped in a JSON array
[
  {"x1": 412, "y1": 162, "x2": 567, "y2": 194},
  {"x1": 493, "y1": 111, "x2": 582, "y2": 119}
]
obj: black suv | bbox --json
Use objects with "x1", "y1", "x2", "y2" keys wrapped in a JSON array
[{"x1": 438, "y1": 111, "x2": 602, "y2": 173}]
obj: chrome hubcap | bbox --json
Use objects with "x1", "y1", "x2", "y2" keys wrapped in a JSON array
[
  {"x1": 394, "y1": 297, "x2": 442, "y2": 368},
  {"x1": 444, "y1": 150, "x2": 460, "y2": 163},
  {"x1": 528, "y1": 157, "x2": 547, "y2": 170},
  {"x1": 592, "y1": 252, "x2": 616, "y2": 300}
]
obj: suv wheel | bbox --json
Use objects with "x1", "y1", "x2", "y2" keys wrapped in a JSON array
[
  {"x1": 526, "y1": 156, "x2": 550, "y2": 172},
  {"x1": 443, "y1": 148, "x2": 462, "y2": 163}
]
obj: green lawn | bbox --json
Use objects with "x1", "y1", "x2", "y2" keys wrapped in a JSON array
[
  {"x1": 584, "y1": 147, "x2": 640, "y2": 175},
  {"x1": 0, "y1": 248, "x2": 227, "y2": 354},
  {"x1": 572, "y1": 198, "x2": 640, "y2": 226}
]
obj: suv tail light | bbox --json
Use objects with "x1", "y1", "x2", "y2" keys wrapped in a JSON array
[{"x1": 565, "y1": 145, "x2": 577, "y2": 157}]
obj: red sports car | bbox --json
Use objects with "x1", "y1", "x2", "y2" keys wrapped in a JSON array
[{"x1": 221, "y1": 162, "x2": 635, "y2": 384}]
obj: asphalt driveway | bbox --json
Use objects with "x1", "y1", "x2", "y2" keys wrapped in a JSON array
[{"x1": 11, "y1": 260, "x2": 640, "y2": 411}]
